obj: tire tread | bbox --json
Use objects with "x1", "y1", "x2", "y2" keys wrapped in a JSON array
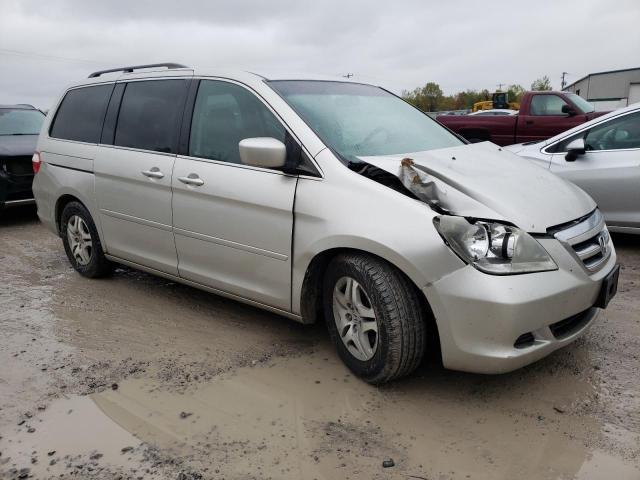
[{"x1": 324, "y1": 252, "x2": 427, "y2": 384}]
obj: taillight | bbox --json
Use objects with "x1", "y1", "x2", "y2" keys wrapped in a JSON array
[{"x1": 32, "y1": 152, "x2": 41, "y2": 174}]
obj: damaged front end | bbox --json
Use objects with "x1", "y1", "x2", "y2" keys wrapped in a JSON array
[
  {"x1": 397, "y1": 157, "x2": 449, "y2": 214},
  {"x1": 350, "y1": 147, "x2": 581, "y2": 275},
  {"x1": 351, "y1": 142, "x2": 596, "y2": 234},
  {"x1": 351, "y1": 155, "x2": 496, "y2": 220},
  {"x1": 349, "y1": 157, "x2": 452, "y2": 211},
  {"x1": 352, "y1": 155, "x2": 558, "y2": 275}
]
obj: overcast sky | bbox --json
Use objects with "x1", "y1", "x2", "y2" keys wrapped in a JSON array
[{"x1": 1, "y1": 0, "x2": 638, "y2": 109}]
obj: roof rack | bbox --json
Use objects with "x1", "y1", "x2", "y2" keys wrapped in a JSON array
[{"x1": 88, "y1": 63, "x2": 189, "y2": 78}]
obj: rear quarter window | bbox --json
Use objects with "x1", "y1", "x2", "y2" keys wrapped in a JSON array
[{"x1": 50, "y1": 84, "x2": 114, "y2": 143}]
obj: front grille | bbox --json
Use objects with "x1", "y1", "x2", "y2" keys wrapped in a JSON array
[
  {"x1": 549, "y1": 309, "x2": 592, "y2": 339},
  {"x1": 572, "y1": 232, "x2": 609, "y2": 271},
  {"x1": 1, "y1": 156, "x2": 33, "y2": 175},
  {"x1": 552, "y1": 210, "x2": 611, "y2": 273}
]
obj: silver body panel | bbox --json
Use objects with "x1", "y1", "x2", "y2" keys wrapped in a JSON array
[
  {"x1": 33, "y1": 68, "x2": 619, "y2": 374},
  {"x1": 507, "y1": 103, "x2": 640, "y2": 232},
  {"x1": 172, "y1": 156, "x2": 297, "y2": 310},
  {"x1": 95, "y1": 146, "x2": 178, "y2": 275}
]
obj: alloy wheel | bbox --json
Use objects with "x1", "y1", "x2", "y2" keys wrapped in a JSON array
[
  {"x1": 66, "y1": 215, "x2": 93, "y2": 266},
  {"x1": 332, "y1": 276, "x2": 379, "y2": 361}
]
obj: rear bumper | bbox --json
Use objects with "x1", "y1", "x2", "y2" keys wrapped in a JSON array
[
  {"x1": 424, "y1": 238, "x2": 617, "y2": 374},
  {"x1": 0, "y1": 169, "x2": 34, "y2": 207},
  {"x1": 2, "y1": 198, "x2": 35, "y2": 208}
]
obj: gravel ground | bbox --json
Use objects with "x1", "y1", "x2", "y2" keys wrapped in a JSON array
[{"x1": 1, "y1": 206, "x2": 639, "y2": 479}]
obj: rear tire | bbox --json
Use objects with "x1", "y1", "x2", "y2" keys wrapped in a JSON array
[
  {"x1": 323, "y1": 253, "x2": 426, "y2": 384},
  {"x1": 60, "y1": 201, "x2": 114, "y2": 278}
]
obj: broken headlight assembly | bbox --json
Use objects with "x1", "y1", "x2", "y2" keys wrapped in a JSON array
[{"x1": 433, "y1": 216, "x2": 557, "y2": 275}]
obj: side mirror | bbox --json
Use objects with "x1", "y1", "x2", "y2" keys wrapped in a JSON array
[
  {"x1": 561, "y1": 104, "x2": 577, "y2": 116},
  {"x1": 565, "y1": 138, "x2": 586, "y2": 162},
  {"x1": 239, "y1": 137, "x2": 286, "y2": 169}
]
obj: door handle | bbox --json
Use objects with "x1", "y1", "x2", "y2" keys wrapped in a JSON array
[
  {"x1": 141, "y1": 168, "x2": 164, "y2": 179},
  {"x1": 178, "y1": 174, "x2": 205, "y2": 187}
]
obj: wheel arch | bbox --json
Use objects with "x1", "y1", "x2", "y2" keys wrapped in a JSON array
[
  {"x1": 54, "y1": 192, "x2": 106, "y2": 248},
  {"x1": 298, "y1": 246, "x2": 442, "y2": 362},
  {"x1": 55, "y1": 194, "x2": 82, "y2": 235}
]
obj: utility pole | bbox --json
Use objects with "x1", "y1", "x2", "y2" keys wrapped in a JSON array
[
  {"x1": 497, "y1": 83, "x2": 505, "y2": 91},
  {"x1": 343, "y1": 73, "x2": 354, "y2": 79},
  {"x1": 561, "y1": 72, "x2": 568, "y2": 90}
]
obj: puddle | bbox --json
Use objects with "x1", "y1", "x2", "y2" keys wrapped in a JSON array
[
  {"x1": 2, "y1": 345, "x2": 638, "y2": 480},
  {"x1": 0, "y1": 394, "x2": 149, "y2": 478}
]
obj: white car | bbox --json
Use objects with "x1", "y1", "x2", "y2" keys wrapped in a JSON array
[
  {"x1": 468, "y1": 109, "x2": 518, "y2": 116},
  {"x1": 507, "y1": 103, "x2": 640, "y2": 234}
]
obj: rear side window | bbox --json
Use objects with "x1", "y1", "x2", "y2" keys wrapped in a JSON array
[
  {"x1": 114, "y1": 80, "x2": 188, "y2": 154},
  {"x1": 50, "y1": 85, "x2": 113, "y2": 143}
]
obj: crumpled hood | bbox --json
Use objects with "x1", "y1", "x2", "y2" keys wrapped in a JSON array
[{"x1": 359, "y1": 142, "x2": 595, "y2": 233}]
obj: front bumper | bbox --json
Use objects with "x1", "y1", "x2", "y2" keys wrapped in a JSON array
[{"x1": 424, "y1": 237, "x2": 617, "y2": 374}]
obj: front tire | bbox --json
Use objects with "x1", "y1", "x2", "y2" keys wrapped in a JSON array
[
  {"x1": 323, "y1": 253, "x2": 426, "y2": 384},
  {"x1": 60, "y1": 201, "x2": 113, "y2": 278}
]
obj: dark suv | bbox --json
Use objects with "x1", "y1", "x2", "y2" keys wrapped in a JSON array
[{"x1": 0, "y1": 104, "x2": 45, "y2": 208}]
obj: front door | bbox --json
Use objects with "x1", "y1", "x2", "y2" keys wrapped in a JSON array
[
  {"x1": 518, "y1": 94, "x2": 586, "y2": 142},
  {"x1": 551, "y1": 110, "x2": 640, "y2": 228},
  {"x1": 94, "y1": 78, "x2": 189, "y2": 275},
  {"x1": 172, "y1": 79, "x2": 297, "y2": 310}
]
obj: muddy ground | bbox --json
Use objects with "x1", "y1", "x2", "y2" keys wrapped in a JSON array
[{"x1": 1, "y1": 206, "x2": 638, "y2": 480}]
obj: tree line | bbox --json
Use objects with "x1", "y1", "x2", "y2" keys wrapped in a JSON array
[{"x1": 402, "y1": 75, "x2": 553, "y2": 112}]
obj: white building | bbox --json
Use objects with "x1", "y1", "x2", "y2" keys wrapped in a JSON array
[{"x1": 564, "y1": 67, "x2": 640, "y2": 111}]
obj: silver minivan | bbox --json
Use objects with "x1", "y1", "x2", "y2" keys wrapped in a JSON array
[{"x1": 33, "y1": 63, "x2": 619, "y2": 383}]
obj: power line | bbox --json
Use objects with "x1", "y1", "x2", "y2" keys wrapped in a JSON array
[{"x1": 0, "y1": 48, "x2": 106, "y2": 66}]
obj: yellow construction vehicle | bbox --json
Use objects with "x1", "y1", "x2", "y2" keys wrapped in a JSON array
[{"x1": 472, "y1": 92, "x2": 520, "y2": 112}]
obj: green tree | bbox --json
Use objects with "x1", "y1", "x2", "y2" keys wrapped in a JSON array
[
  {"x1": 421, "y1": 82, "x2": 443, "y2": 111},
  {"x1": 402, "y1": 82, "x2": 445, "y2": 112},
  {"x1": 401, "y1": 87, "x2": 426, "y2": 111},
  {"x1": 507, "y1": 84, "x2": 525, "y2": 103},
  {"x1": 531, "y1": 76, "x2": 552, "y2": 91}
]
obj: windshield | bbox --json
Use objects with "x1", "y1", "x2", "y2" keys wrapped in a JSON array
[
  {"x1": 566, "y1": 93, "x2": 595, "y2": 113},
  {"x1": 268, "y1": 81, "x2": 462, "y2": 163},
  {"x1": 0, "y1": 108, "x2": 45, "y2": 135}
]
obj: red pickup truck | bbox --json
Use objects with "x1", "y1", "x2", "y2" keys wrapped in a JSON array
[{"x1": 437, "y1": 91, "x2": 606, "y2": 146}]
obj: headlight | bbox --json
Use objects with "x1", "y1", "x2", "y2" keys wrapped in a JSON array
[{"x1": 433, "y1": 216, "x2": 557, "y2": 275}]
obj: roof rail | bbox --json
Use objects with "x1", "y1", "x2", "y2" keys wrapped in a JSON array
[
  {"x1": 16, "y1": 103, "x2": 36, "y2": 109},
  {"x1": 88, "y1": 63, "x2": 189, "y2": 78}
]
